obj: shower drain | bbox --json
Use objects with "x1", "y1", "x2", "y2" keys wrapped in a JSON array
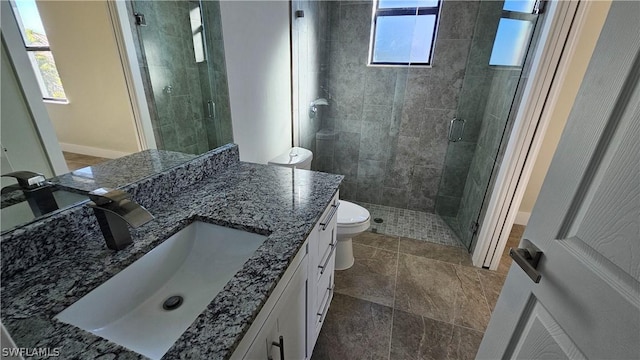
[
  {"x1": 373, "y1": 218, "x2": 384, "y2": 223},
  {"x1": 162, "y1": 295, "x2": 184, "y2": 311}
]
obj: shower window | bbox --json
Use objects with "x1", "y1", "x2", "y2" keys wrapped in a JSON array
[
  {"x1": 489, "y1": 0, "x2": 540, "y2": 67},
  {"x1": 369, "y1": 0, "x2": 441, "y2": 66}
]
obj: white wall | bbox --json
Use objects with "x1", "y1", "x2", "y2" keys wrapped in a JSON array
[
  {"x1": 220, "y1": 0, "x2": 292, "y2": 164},
  {"x1": 37, "y1": 1, "x2": 140, "y2": 158},
  {"x1": 1, "y1": 42, "x2": 54, "y2": 180},
  {"x1": 516, "y1": 1, "x2": 612, "y2": 225}
]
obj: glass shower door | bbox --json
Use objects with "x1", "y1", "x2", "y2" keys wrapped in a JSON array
[
  {"x1": 435, "y1": 0, "x2": 542, "y2": 250},
  {"x1": 130, "y1": 0, "x2": 232, "y2": 154}
]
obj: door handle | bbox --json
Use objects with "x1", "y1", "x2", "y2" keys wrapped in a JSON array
[{"x1": 509, "y1": 240, "x2": 543, "y2": 283}]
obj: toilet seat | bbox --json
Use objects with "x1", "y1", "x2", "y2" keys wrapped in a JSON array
[{"x1": 337, "y1": 201, "x2": 370, "y2": 227}]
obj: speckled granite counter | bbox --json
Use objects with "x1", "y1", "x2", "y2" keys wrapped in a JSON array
[
  {"x1": 1, "y1": 144, "x2": 343, "y2": 359},
  {"x1": 50, "y1": 149, "x2": 197, "y2": 193}
]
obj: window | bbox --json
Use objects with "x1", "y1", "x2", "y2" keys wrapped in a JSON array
[
  {"x1": 489, "y1": 0, "x2": 539, "y2": 67},
  {"x1": 10, "y1": 0, "x2": 67, "y2": 102},
  {"x1": 369, "y1": 0, "x2": 441, "y2": 66}
]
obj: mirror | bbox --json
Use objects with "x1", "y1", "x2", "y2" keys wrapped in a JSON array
[
  {"x1": 1, "y1": 185, "x2": 88, "y2": 232},
  {"x1": 0, "y1": 149, "x2": 198, "y2": 233},
  {"x1": 0, "y1": 0, "x2": 233, "y2": 232}
]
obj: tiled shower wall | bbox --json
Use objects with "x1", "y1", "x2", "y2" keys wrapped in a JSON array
[
  {"x1": 315, "y1": 0, "x2": 482, "y2": 213},
  {"x1": 129, "y1": 0, "x2": 232, "y2": 155}
]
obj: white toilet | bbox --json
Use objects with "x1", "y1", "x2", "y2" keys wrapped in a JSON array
[
  {"x1": 267, "y1": 147, "x2": 313, "y2": 169},
  {"x1": 269, "y1": 147, "x2": 371, "y2": 271},
  {"x1": 334, "y1": 200, "x2": 370, "y2": 270}
]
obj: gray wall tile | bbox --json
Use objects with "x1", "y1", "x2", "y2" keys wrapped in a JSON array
[
  {"x1": 382, "y1": 187, "x2": 409, "y2": 209},
  {"x1": 360, "y1": 122, "x2": 392, "y2": 162},
  {"x1": 435, "y1": 195, "x2": 462, "y2": 217},
  {"x1": 313, "y1": 0, "x2": 502, "y2": 215},
  {"x1": 438, "y1": 0, "x2": 480, "y2": 40}
]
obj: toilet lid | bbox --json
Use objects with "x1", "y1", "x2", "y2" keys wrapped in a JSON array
[
  {"x1": 268, "y1": 147, "x2": 313, "y2": 166},
  {"x1": 337, "y1": 201, "x2": 370, "y2": 225}
]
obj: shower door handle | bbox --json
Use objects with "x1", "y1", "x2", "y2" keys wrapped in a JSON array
[
  {"x1": 448, "y1": 118, "x2": 465, "y2": 142},
  {"x1": 207, "y1": 100, "x2": 215, "y2": 119}
]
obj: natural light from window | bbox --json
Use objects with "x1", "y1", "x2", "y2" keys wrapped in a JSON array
[
  {"x1": 489, "y1": 0, "x2": 537, "y2": 67},
  {"x1": 11, "y1": 0, "x2": 68, "y2": 101},
  {"x1": 369, "y1": 0, "x2": 441, "y2": 66}
]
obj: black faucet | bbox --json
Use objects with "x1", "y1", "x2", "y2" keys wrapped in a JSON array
[
  {"x1": 1, "y1": 171, "x2": 58, "y2": 216},
  {"x1": 87, "y1": 188, "x2": 154, "y2": 250}
]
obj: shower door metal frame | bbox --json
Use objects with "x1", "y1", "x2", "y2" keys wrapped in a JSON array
[{"x1": 471, "y1": 0, "x2": 594, "y2": 269}]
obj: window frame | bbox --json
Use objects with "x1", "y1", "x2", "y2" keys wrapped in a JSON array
[
  {"x1": 9, "y1": 0, "x2": 68, "y2": 103},
  {"x1": 368, "y1": 0, "x2": 442, "y2": 67}
]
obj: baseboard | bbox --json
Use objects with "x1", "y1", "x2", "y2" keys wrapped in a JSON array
[
  {"x1": 514, "y1": 211, "x2": 531, "y2": 225},
  {"x1": 59, "y1": 143, "x2": 133, "y2": 159}
]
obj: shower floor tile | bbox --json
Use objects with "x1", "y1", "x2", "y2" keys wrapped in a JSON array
[{"x1": 356, "y1": 202, "x2": 462, "y2": 247}]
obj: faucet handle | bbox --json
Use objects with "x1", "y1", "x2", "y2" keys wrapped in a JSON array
[
  {"x1": 88, "y1": 188, "x2": 154, "y2": 230},
  {"x1": 2, "y1": 171, "x2": 47, "y2": 189},
  {"x1": 88, "y1": 188, "x2": 131, "y2": 206}
]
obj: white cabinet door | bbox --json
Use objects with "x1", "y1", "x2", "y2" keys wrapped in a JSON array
[
  {"x1": 478, "y1": 2, "x2": 640, "y2": 358},
  {"x1": 243, "y1": 255, "x2": 308, "y2": 360},
  {"x1": 270, "y1": 260, "x2": 307, "y2": 360}
]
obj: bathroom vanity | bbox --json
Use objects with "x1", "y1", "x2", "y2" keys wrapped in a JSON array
[
  {"x1": 233, "y1": 192, "x2": 338, "y2": 359},
  {"x1": 0, "y1": 144, "x2": 343, "y2": 359}
]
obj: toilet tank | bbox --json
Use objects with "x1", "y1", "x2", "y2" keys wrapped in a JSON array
[{"x1": 268, "y1": 147, "x2": 313, "y2": 170}]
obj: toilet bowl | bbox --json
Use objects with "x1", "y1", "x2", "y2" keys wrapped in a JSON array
[
  {"x1": 335, "y1": 200, "x2": 370, "y2": 270},
  {"x1": 268, "y1": 148, "x2": 369, "y2": 270}
]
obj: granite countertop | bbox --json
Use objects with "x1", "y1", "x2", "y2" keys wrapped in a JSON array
[
  {"x1": 1, "y1": 157, "x2": 342, "y2": 359},
  {"x1": 50, "y1": 149, "x2": 197, "y2": 193}
]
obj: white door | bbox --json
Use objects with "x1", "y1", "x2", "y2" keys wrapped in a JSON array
[{"x1": 477, "y1": 1, "x2": 640, "y2": 359}]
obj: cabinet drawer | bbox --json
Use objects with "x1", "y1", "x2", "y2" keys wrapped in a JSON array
[
  {"x1": 316, "y1": 228, "x2": 336, "y2": 282},
  {"x1": 315, "y1": 194, "x2": 338, "y2": 278},
  {"x1": 315, "y1": 248, "x2": 334, "y2": 312},
  {"x1": 315, "y1": 273, "x2": 334, "y2": 332}
]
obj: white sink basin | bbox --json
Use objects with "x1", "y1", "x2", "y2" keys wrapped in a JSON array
[{"x1": 55, "y1": 221, "x2": 266, "y2": 359}]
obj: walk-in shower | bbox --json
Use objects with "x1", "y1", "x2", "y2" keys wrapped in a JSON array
[
  {"x1": 292, "y1": 0, "x2": 542, "y2": 250},
  {"x1": 127, "y1": 0, "x2": 233, "y2": 155}
]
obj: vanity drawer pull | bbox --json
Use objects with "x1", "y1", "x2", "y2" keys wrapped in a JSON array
[
  {"x1": 269, "y1": 335, "x2": 284, "y2": 360},
  {"x1": 320, "y1": 202, "x2": 339, "y2": 231},
  {"x1": 317, "y1": 285, "x2": 334, "y2": 322},
  {"x1": 318, "y1": 241, "x2": 336, "y2": 275}
]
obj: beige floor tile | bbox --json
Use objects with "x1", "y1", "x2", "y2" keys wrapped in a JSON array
[
  {"x1": 390, "y1": 309, "x2": 453, "y2": 360},
  {"x1": 395, "y1": 254, "x2": 458, "y2": 322},
  {"x1": 312, "y1": 293, "x2": 392, "y2": 360},
  {"x1": 447, "y1": 325, "x2": 484, "y2": 360},
  {"x1": 334, "y1": 243, "x2": 397, "y2": 307},
  {"x1": 477, "y1": 269, "x2": 507, "y2": 312},
  {"x1": 452, "y1": 265, "x2": 492, "y2": 331},
  {"x1": 399, "y1": 237, "x2": 465, "y2": 265},
  {"x1": 62, "y1": 152, "x2": 108, "y2": 171},
  {"x1": 353, "y1": 231, "x2": 399, "y2": 252}
]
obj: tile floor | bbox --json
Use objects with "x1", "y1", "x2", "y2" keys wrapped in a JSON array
[
  {"x1": 357, "y1": 202, "x2": 461, "y2": 247},
  {"x1": 312, "y1": 225, "x2": 525, "y2": 360},
  {"x1": 63, "y1": 152, "x2": 108, "y2": 171}
]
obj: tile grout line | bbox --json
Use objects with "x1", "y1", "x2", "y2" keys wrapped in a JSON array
[{"x1": 387, "y1": 236, "x2": 401, "y2": 360}]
